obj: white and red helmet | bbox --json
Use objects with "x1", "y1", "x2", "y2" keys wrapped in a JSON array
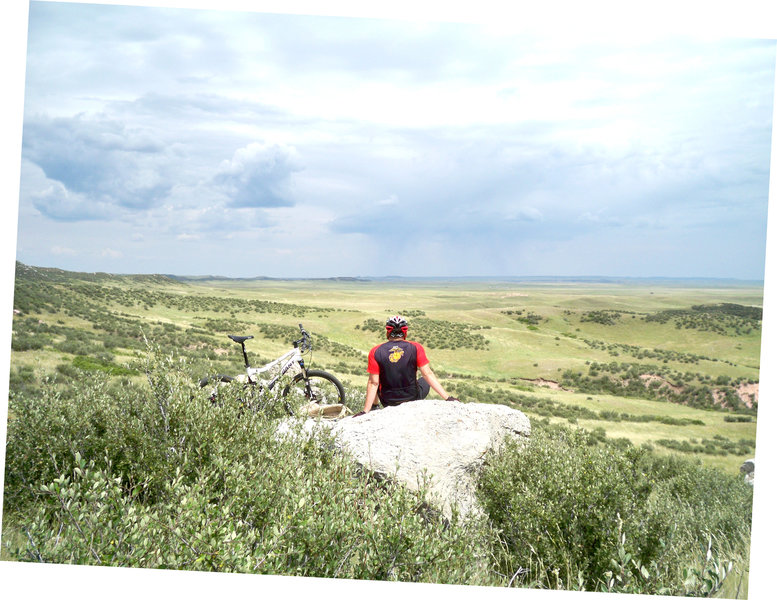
[{"x1": 385, "y1": 315, "x2": 408, "y2": 338}]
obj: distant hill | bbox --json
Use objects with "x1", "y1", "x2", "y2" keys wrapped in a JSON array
[
  {"x1": 372, "y1": 275, "x2": 764, "y2": 287},
  {"x1": 166, "y1": 274, "x2": 371, "y2": 283},
  {"x1": 14, "y1": 261, "x2": 178, "y2": 285},
  {"x1": 12, "y1": 261, "x2": 762, "y2": 287}
]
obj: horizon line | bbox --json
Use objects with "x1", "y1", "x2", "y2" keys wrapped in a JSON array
[{"x1": 14, "y1": 261, "x2": 766, "y2": 284}]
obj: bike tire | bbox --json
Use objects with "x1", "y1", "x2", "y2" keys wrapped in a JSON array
[{"x1": 282, "y1": 369, "x2": 346, "y2": 416}]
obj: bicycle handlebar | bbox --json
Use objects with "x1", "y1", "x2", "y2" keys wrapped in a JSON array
[{"x1": 296, "y1": 323, "x2": 311, "y2": 352}]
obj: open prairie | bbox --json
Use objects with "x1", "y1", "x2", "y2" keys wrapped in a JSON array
[{"x1": 9, "y1": 263, "x2": 761, "y2": 475}]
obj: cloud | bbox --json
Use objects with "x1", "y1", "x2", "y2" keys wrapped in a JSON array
[
  {"x1": 13, "y1": 3, "x2": 774, "y2": 279},
  {"x1": 176, "y1": 233, "x2": 201, "y2": 241},
  {"x1": 31, "y1": 180, "x2": 113, "y2": 222},
  {"x1": 51, "y1": 245, "x2": 77, "y2": 256},
  {"x1": 579, "y1": 211, "x2": 625, "y2": 227},
  {"x1": 377, "y1": 194, "x2": 399, "y2": 206},
  {"x1": 250, "y1": 14, "x2": 523, "y2": 85},
  {"x1": 508, "y1": 206, "x2": 543, "y2": 222},
  {"x1": 100, "y1": 248, "x2": 123, "y2": 259},
  {"x1": 121, "y1": 92, "x2": 288, "y2": 126},
  {"x1": 23, "y1": 114, "x2": 172, "y2": 218},
  {"x1": 213, "y1": 142, "x2": 302, "y2": 208}
]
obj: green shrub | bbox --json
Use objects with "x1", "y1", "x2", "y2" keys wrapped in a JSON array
[
  {"x1": 4, "y1": 340, "x2": 754, "y2": 593},
  {"x1": 4, "y1": 372, "x2": 170, "y2": 513},
  {"x1": 3, "y1": 343, "x2": 494, "y2": 584},
  {"x1": 477, "y1": 426, "x2": 651, "y2": 589},
  {"x1": 477, "y1": 424, "x2": 753, "y2": 593},
  {"x1": 11, "y1": 336, "x2": 47, "y2": 352},
  {"x1": 71, "y1": 355, "x2": 139, "y2": 376}
]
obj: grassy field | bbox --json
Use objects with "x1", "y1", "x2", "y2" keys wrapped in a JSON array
[
  {"x1": 3, "y1": 263, "x2": 760, "y2": 594},
  {"x1": 7, "y1": 264, "x2": 761, "y2": 476}
]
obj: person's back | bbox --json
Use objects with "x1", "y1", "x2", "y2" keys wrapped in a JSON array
[
  {"x1": 368, "y1": 338, "x2": 428, "y2": 405},
  {"x1": 356, "y1": 315, "x2": 458, "y2": 416}
]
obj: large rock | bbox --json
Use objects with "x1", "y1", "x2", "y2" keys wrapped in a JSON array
[
  {"x1": 740, "y1": 458, "x2": 755, "y2": 485},
  {"x1": 319, "y1": 400, "x2": 531, "y2": 519}
]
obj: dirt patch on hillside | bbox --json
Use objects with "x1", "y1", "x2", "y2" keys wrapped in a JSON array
[
  {"x1": 213, "y1": 348, "x2": 230, "y2": 356},
  {"x1": 737, "y1": 383, "x2": 758, "y2": 408},
  {"x1": 713, "y1": 382, "x2": 758, "y2": 409},
  {"x1": 638, "y1": 374, "x2": 758, "y2": 409}
]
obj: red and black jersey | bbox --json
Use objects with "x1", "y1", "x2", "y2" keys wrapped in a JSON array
[{"x1": 367, "y1": 340, "x2": 429, "y2": 405}]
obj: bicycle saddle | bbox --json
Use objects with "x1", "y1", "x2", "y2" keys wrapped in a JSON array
[{"x1": 228, "y1": 335, "x2": 254, "y2": 343}]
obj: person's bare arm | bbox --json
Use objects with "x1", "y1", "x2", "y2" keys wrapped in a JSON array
[
  {"x1": 418, "y1": 363, "x2": 453, "y2": 400},
  {"x1": 363, "y1": 372, "x2": 380, "y2": 413}
]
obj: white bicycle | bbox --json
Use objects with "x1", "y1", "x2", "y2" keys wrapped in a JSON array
[{"x1": 199, "y1": 323, "x2": 346, "y2": 416}]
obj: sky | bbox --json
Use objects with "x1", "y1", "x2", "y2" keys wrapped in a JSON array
[{"x1": 7, "y1": 0, "x2": 776, "y2": 279}]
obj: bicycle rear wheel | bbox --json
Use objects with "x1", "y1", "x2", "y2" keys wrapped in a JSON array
[{"x1": 282, "y1": 369, "x2": 346, "y2": 416}]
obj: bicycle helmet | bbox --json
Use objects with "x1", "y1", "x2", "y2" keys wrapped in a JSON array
[{"x1": 385, "y1": 315, "x2": 409, "y2": 339}]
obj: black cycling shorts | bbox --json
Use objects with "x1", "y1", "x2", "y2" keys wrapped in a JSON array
[{"x1": 382, "y1": 376, "x2": 430, "y2": 407}]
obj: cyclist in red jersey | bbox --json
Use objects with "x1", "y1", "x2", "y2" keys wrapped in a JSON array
[{"x1": 355, "y1": 315, "x2": 458, "y2": 416}]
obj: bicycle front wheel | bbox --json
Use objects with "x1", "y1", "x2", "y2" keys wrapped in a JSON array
[{"x1": 282, "y1": 369, "x2": 346, "y2": 416}]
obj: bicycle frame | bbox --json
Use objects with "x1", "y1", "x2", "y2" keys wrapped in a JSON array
[
  {"x1": 230, "y1": 324, "x2": 311, "y2": 393},
  {"x1": 203, "y1": 324, "x2": 346, "y2": 415},
  {"x1": 245, "y1": 346, "x2": 305, "y2": 391}
]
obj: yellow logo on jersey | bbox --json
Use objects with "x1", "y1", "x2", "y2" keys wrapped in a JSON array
[{"x1": 388, "y1": 345, "x2": 405, "y2": 363}]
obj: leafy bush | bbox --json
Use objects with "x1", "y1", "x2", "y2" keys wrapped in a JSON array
[
  {"x1": 580, "y1": 310, "x2": 623, "y2": 326},
  {"x1": 71, "y1": 355, "x2": 140, "y2": 376},
  {"x1": 644, "y1": 304, "x2": 761, "y2": 336},
  {"x1": 3, "y1": 344, "x2": 494, "y2": 584},
  {"x1": 655, "y1": 436, "x2": 755, "y2": 457},
  {"x1": 561, "y1": 361, "x2": 757, "y2": 413},
  {"x1": 502, "y1": 310, "x2": 544, "y2": 326},
  {"x1": 4, "y1": 341, "x2": 753, "y2": 593},
  {"x1": 4, "y1": 372, "x2": 169, "y2": 514},
  {"x1": 477, "y1": 423, "x2": 753, "y2": 593},
  {"x1": 724, "y1": 415, "x2": 753, "y2": 423}
]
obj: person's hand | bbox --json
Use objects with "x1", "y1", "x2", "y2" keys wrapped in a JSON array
[
  {"x1": 445, "y1": 396, "x2": 460, "y2": 402},
  {"x1": 353, "y1": 411, "x2": 367, "y2": 418}
]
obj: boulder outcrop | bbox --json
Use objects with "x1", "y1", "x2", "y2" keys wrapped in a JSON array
[
  {"x1": 740, "y1": 458, "x2": 754, "y2": 485},
  {"x1": 287, "y1": 400, "x2": 531, "y2": 519}
]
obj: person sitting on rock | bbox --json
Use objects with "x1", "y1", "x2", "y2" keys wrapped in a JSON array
[{"x1": 355, "y1": 315, "x2": 458, "y2": 416}]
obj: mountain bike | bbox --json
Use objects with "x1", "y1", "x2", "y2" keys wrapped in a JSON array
[{"x1": 199, "y1": 323, "x2": 346, "y2": 416}]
